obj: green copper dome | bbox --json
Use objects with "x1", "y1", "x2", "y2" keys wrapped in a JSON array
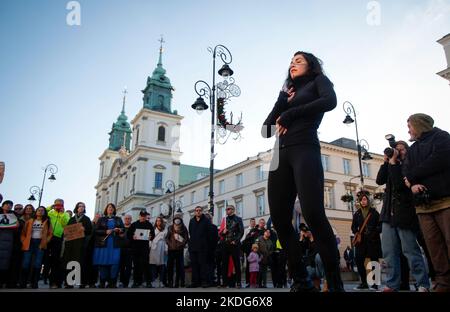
[
  {"x1": 108, "y1": 100, "x2": 132, "y2": 151},
  {"x1": 142, "y1": 45, "x2": 176, "y2": 114}
]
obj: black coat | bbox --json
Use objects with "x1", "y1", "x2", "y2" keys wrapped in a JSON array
[
  {"x1": 351, "y1": 208, "x2": 382, "y2": 259},
  {"x1": 220, "y1": 215, "x2": 244, "y2": 245},
  {"x1": 127, "y1": 220, "x2": 155, "y2": 250},
  {"x1": 188, "y1": 214, "x2": 211, "y2": 252},
  {"x1": 376, "y1": 162, "x2": 419, "y2": 231},
  {"x1": 405, "y1": 127, "x2": 450, "y2": 200},
  {"x1": 262, "y1": 74, "x2": 337, "y2": 148},
  {"x1": 94, "y1": 216, "x2": 124, "y2": 248},
  {"x1": 63, "y1": 214, "x2": 93, "y2": 264}
]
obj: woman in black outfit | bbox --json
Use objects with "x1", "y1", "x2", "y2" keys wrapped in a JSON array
[{"x1": 261, "y1": 51, "x2": 343, "y2": 292}]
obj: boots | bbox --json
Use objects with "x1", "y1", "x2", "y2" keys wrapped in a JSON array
[
  {"x1": 325, "y1": 270, "x2": 345, "y2": 292},
  {"x1": 31, "y1": 269, "x2": 39, "y2": 289},
  {"x1": 19, "y1": 269, "x2": 29, "y2": 289},
  {"x1": 108, "y1": 278, "x2": 117, "y2": 288},
  {"x1": 290, "y1": 277, "x2": 319, "y2": 292}
]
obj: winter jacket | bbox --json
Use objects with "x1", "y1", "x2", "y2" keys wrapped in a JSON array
[
  {"x1": 351, "y1": 207, "x2": 382, "y2": 259},
  {"x1": 46, "y1": 207, "x2": 70, "y2": 238},
  {"x1": 188, "y1": 214, "x2": 211, "y2": 252},
  {"x1": 257, "y1": 236, "x2": 273, "y2": 266},
  {"x1": 405, "y1": 127, "x2": 450, "y2": 201},
  {"x1": 219, "y1": 214, "x2": 244, "y2": 245},
  {"x1": 376, "y1": 162, "x2": 420, "y2": 231},
  {"x1": 21, "y1": 218, "x2": 53, "y2": 250},
  {"x1": 166, "y1": 222, "x2": 189, "y2": 251},
  {"x1": 128, "y1": 220, "x2": 155, "y2": 250},
  {"x1": 247, "y1": 251, "x2": 261, "y2": 273}
]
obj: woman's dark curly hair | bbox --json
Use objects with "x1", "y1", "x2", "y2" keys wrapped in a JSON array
[{"x1": 284, "y1": 51, "x2": 324, "y2": 88}]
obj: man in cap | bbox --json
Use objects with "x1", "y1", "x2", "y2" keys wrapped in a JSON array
[{"x1": 404, "y1": 113, "x2": 450, "y2": 292}]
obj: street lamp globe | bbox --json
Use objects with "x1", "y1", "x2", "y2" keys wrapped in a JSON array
[{"x1": 191, "y1": 97, "x2": 208, "y2": 112}]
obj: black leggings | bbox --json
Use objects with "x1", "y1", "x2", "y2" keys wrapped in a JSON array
[{"x1": 268, "y1": 144, "x2": 339, "y2": 282}]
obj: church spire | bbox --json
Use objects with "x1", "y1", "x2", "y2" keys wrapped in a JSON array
[
  {"x1": 108, "y1": 88, "x2": 132, "y2": 152},
  {"x1": 141, "y1": 36, "x2": 176, "y2": 114}
]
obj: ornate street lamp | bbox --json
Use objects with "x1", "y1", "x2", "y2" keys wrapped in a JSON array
[
  {"x1": 191, "y1": 44, "x2": 242, "y2": 216},
  {"x1": 342, "y1": 101, "x2": 372, "y2": 187},
  {"x1": 37, "y1": 164, "x2": 58, "y2": 206}
]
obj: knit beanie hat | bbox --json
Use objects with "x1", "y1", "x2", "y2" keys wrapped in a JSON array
[{"x1": 407, "y1": 113, "x2": 434, "y2": 139}]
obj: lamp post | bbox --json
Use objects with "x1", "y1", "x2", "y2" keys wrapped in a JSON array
[
  {"x1": 191, "y1": 44, "x2": 241, "y2": 217},
  {"x1": 342, "y1": 101, "x2": 372, "y2": 187},
  {"x1": 28, "y1": 185, "x2": 41, "y2": 203},
  {"x1": 36, "y1": 164, "x2": 58, "y2": 207},
  {"x1": 165, "y1": 179, "x2": 182, "y2": 221}
]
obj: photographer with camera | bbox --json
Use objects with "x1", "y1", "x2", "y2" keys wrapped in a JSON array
[
  {"x1": 403, "y1": 113, "x2": 450, "y2": 292},
  {"x1": 376, "y1": 138, "x2": 430, "y2": 292}
]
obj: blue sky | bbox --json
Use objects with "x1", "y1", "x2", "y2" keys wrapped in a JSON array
[{"x1": 1, "y1": 0, "x2": 449, "y2": 217}]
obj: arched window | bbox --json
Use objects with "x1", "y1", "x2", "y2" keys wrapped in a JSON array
[{"x1": 158, "y1": 126, "x2": 165, "y2": 142}]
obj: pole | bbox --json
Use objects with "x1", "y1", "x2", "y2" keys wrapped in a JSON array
[
  {"x1": 38, "y1": 167, "x2": 48, "y2": 207},
  {"x1": 209, "y1": 49, "x2": 217, "y2": 217},
  {"x1": 353, "y1": 113, "x2": 364, "y2": 187}
]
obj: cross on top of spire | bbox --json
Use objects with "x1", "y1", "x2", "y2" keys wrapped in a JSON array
[
  {"x1": 122, "y1": 87, "x2": 128, "y2": 113},
  {"x1": 159, "y1": 35, "x2": 165, "y2": 52}
]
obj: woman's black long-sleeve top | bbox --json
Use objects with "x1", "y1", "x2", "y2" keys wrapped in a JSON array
[{"x1": 261, "y1": 74, "x2": 337, "y2": 148}]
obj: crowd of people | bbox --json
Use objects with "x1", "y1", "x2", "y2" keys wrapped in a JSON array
[
  {"x1": 0, "y1": 198, "x2": 299, "y2": 290},
  {"x1": 0, "y1": 112, "x2": 449, "y2": 292}
]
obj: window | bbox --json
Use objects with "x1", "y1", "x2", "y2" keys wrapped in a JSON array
[
  {"x1": 236, "y1": 173, "x2": 243, "y2": 188},
  {"x1": 191, "y1": 191, "x2": 196, "y2": 204},
  {"x1": 236, "y1": 200, "x2": 243, "y2": 217},
  {"x1": 100, "y1": 162, "x2": 104, "y2": 178},
  {"x1": 321, "y1": 155, "x2": 329, "y2": 172},
  {"x1": 150, "y1": 207, "x2": 155, "y2": 217},
  {"x1": 362, "y1": 163, "x2": 370, "y2": 178},
  {"x1": 256, "y1": 194, "x2": 265, "y2": 216},
  {"x1": 204, "y1": 186, "x2": 209, "y2": 200},
  {"x1": 256, "y1": 165, "x2": 264, "y2": 181},
  {"x1": 343, "y1": 159, "x2": 351, "y2": 175},
  {"x1": 157, "y1": 126, "x2": 166, "y2": 142},
  {"x1": 159, "y1": 203, "x2": 163, "y2": 215},
  {"x1": 217, "y1": 203, "x2": 225, "y2": 223},
  {"x1": 154, "y1": 172, "x2": 163, "y2": 189},
  {"x1": 131, "y1": 174, "x2": 136, "y2": 194},
  {"x1": 324, "y1": 185, "x2": 335, "y2": 209},
  {"x1": 219, "y1": 180, "x2": 225, "y2": 194}
]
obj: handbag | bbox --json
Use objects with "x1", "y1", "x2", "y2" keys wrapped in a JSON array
[{"x1": 352, "y1": 212, "x2": 372, "y2": 247}]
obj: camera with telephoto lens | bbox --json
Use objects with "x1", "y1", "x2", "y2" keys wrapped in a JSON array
[{"x1": 384, "y1": 134, "x2": 397, "y2": 159}]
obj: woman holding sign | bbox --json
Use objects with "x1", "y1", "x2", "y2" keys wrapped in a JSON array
[{"x1": 62, "y1": 202, "x2": 92, "y2": 288}]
